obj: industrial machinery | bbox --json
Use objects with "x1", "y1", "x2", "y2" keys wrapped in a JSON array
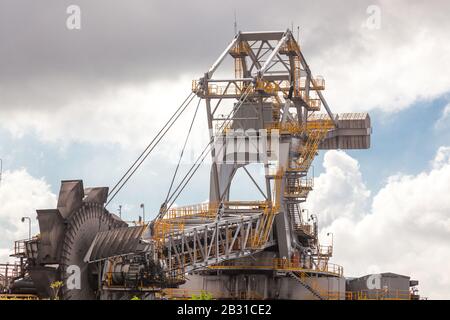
[{"x1": 2, "y1": 29, "x2": 375, "y2": 300}]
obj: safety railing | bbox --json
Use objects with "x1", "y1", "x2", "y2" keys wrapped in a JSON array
[
  {"x1": 174, "y1": 287, "x2": 413, "y2": 301},
  {"x1": 0, "y1": 263, "x2": 21, "y2": 280},
  {"x1": 255, "y1": 79, "x2": 280, "y2": 95},
  {"x1": 324, "y1": 291, "x2": 344, "y2": 300},
  {"x1": 153, "y1": 220, "x2": 185, "y2": 242},
  {"x1": 312, "y1": 259, "x2": 342, "y2": 276},
  {"x1": 230, "y1": 41, "x2": 252, "y2": 57},
  {"x1": 296, "y1": 77, "x2": 326, "y2": 91},
  {"x1": 194, "y1": 79, "x2": 288, "y2": 97},
  {"x1": 285, "y1": 178, "x2": 314, "y2": 197},
  {"x1": 13, "y1": 239, "x2": 26, "y2": 257},
  {"x1": 311, "y1": 76, "x2": 325, "y2": 90},
  {"x1": 307, "y1": 98, "x2": 321, "y2": 111},
  {"x1": 159, "y1": 288, "x2": 264, "y2": 300},
  {"x1": 295, "y1": 91, "x2": 320, "y2": 110},
  {"x1": 160, "y1": 289, "x2": 416, "y2": 300},
  {"x1": 159, "y1": 288, "x2": 416, "y2": 300},
  {"x1": 275, "y1": 258, "x2": 343, "y2": 277},
  {"x1": 11, "y1": 236, "x2": 40, "y2": 259},
  {"x1": 224, "y1": 200, "x2": 270, "y2": 210},
  {"x1": 280, "y1": 39, "x2": 301, "y2": 55},
  {"x1": 294, "y1": 223, "x2": 314, "y2": 236},
  {"x1": 153, "y1": 200, "x2": 274, "y2": 248},
  {"x1": 0, "y1": 294, "x2": 39, "y2": 300},
  {"x1": 209, "y1": 257, "x2": 343, "y2": 277},
  {"x1": 154, "y1": 203, "x2": 219, "y2": 241},
  {"x1": 266, "y1": 119, "x2": 334, "y2": 135},
  {"x1": 345, "y1": 289, "x2": 413, "y2": 300},
  {"x1": 192, "y1": 80, "x2": 253, "y2": 97},
  {"x1": 193, "y1": 77, "x2": 324, "y2": 100},
  {"x1": 164, "y1": 202, "x2": 218, "y2": 221},
  {"x1": 257, "y1": 79, "x2": 324, "y2": 97},
  {"x1": 318, "y1": 245, "x2": 333, "y2": 256}
]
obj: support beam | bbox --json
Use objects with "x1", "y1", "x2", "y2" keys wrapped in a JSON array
[
  {"x1": 258, "y1": 30, "x2": 290, "y2": 77},
  {"x1": 207, "y1": 33, "x2": 240, "y2": 79},
  {"x1": 242, "y1": 166, "x2": 268, "y2": 200}
]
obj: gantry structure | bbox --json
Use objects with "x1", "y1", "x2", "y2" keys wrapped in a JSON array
[
  {"x1": 144, "y1": 29, "x2": 369, "y2": 298},
  {"x1": 8, "y1": 29, "x2": 371, "y2": 300}
]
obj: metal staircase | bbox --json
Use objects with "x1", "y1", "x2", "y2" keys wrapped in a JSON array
[{"x1": 289, "y1": 271, "x2": 325, "y2": 300}]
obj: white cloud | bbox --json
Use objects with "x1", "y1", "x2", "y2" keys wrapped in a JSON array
[
  {"x1": 0, "y1": 169, "x2": 56, "y2": 262},
  {"x1": 307, "y1": 151, "x2": 370, "y2": 226},
  {"x1": 305, "y1": 147, "x2": 450, "y2": 299},
  {"x1": 432, "y1": 146, "x2": 450, "y2": 169},
  {"x1": 2, "y1": 1, "x2": 450, "y2": 147},
  {"x1": 306, "y1": 0, "x2": 450, "y2": 113},
  {"x1": 1, "y1": 75, "x2": 208, "y2": 151}
]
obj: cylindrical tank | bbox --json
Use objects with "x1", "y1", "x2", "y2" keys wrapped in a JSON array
[
  {"x1": 111, "y1": 263, "x2": 142, "y2": 285},
  {"x1": 10, "y1": 278, "x2": 37, "y2": 294}
]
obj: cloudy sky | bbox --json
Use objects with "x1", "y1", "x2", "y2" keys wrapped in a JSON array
[{"x1": 1, "y1": 0, "x2": 450, "y2": 299}]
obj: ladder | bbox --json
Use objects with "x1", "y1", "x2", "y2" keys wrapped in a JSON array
[{"x1": 289, "y1": 271, "x2": 325, "y2": 300}]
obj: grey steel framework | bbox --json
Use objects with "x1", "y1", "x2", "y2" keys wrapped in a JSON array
[{"x1": 5, "y1": 29, "x2": 372, "y2": 300}]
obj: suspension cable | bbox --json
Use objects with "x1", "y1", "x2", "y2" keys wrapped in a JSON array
[
  {"x1": 106, "y1": 92, "x2": 196, "y2": 206},
  {"x1": 164, "y1": 85, "x2": 254, "y2": 212},
  {"x1": 164, "y1": 97, "x2": 202, "y2": 202},
  {"x1": 109, "y1": 92, "x2": 194, "y2": 196}
]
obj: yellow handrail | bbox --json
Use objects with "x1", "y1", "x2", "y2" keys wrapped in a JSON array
[
  {"x1": 0, "y1": 294, "x2": 39, "y2": 300},
  {"x1": 209, "y1": 257, "x2": 343, "y2": 277}
]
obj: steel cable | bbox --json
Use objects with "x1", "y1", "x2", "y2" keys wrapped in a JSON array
[
  {"x1": 106, "y1": 92, "x2": 196, "y2": 206},
  {"x1": 164, "y1": 85, "x2": 254, "y2": 212}
]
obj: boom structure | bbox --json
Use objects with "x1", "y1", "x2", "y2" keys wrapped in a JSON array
[
  {"x1": 186, "y1": 29, "x2": 370, "y2": 263},
  {"x1": 148, "y1": 29, "x2": 370, "y2": 288},
  {"x1": 13, "y1": 29, "x2": 371, "y2": 300}
]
